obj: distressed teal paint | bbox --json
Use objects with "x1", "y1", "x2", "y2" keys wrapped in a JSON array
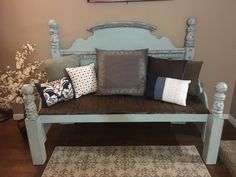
[{"x1": 22, "y1": 17, "x2": 227, "y2": 165}]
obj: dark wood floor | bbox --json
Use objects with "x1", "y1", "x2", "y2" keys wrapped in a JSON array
[{"x1": 0, "y1": 119, "x2": 235, "y2": 177}]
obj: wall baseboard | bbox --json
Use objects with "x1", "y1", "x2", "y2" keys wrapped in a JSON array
[
  {"x1": 222, "y1": 114, "x2": 230, "y2": 119},
  {"x1": 228, "y1": 114, "x2": 236, "y2": 128},
  {"x1": 13, "y1": 114, "x2": 24, "y2": 121}
]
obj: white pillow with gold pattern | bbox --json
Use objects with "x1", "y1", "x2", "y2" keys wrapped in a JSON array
[{"x1": 66, "y1": 63, "x2": 97, "y2": 98}]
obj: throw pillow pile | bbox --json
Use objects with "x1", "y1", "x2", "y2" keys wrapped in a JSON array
[{"x1": 36, "y1": 50, "x2": 202, "y2": 107}]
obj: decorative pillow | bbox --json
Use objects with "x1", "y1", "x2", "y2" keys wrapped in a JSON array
[
  {"x1": 96, "y1": 49, "x2": 148, "y2": 96},
  {"x1": 145, "y1": 74, "x2": 191, "y2": 106},
  {"x1": 41, "y1": 55, "x2": 80, "y2": 82},
  {"x1": 66, "y1": 63, "x2": 97, "y2": 98},
  {"x1": 35, "y1": 77, "x2": 74, "y2": 107},
  {"x1": 183, "y1": 61, "x2": 203, "y2": 95},
  {"x1": 147, "y1": 57, "x2": 202, "y2": 95},
  {"x1": 148, "y1": 57, "x2": 187, "y2": 78}
]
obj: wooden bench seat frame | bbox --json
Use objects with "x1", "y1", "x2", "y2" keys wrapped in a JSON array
[{"x1": 22, "y1": 17, "x2": 228, "y2": 165}]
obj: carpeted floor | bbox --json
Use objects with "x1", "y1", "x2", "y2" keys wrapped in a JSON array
[
  {"x1": 220, "y1": 140, "x2": 236, "y2": 177},
  {"x1": 42, "y1": 145, "x2": 211, "y2": 177}
]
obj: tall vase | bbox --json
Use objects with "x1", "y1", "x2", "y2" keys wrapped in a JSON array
[
  {"x1": 13, "y1": 104, "x2": 27, "y2": 139},
  {"x1": 0, "y1": 108, "x2": 13, "y2": 123}
]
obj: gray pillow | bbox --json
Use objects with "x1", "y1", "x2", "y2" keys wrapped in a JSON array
[
  {"x1": 96, "y1": 49, "x2": 148, "y2": 96},
  {"x1": 42, "y1": 55, "x2": 80, "y2": 81}
]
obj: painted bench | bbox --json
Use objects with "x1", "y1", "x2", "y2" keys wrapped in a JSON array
[{"x1": 22, "y1": 17, "x2": 228, "y2": 165}]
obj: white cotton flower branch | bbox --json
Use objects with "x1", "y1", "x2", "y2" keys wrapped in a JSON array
[{"x1": 0, "y1": 42, "x2": 46, "y2": 110}]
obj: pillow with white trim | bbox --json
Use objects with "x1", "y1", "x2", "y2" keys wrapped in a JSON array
[
  {"x1": 35, "y1": 77, "x2": 74, "y2": 107},
  {"x1": 66, "y1": 63, "x2": 97, "y2": 98},
  {"x1": 145, "y1": 74, "x2": 191, "y2": 106}
]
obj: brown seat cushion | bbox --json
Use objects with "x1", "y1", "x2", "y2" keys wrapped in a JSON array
[
  {"x1": 147, "y1": 57, "x2": 203, "y2": 95},
  {"x1": 39, "y1": 94, "x2": 209, "y2": 115}
]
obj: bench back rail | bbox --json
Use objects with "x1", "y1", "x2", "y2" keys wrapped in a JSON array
[{"x1": 48, "y1": 17, "x2": 196, "y2": 61}]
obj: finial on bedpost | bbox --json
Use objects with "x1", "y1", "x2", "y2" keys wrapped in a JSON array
[
  {"x1": 48, "y1": 19, "x2": 60, "y2": 57},
  {"x1": 22, "y1": 84, "x2": 38, "y2": 120},
  {"x1": 211, "y1": 82, "x2": 228, "y2": 118},
  {"x1": 185, "y1": 16, "x2": 197, "y2": 60}
]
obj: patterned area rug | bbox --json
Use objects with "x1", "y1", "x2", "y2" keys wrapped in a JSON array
[
  {"x1": 42, "y1": 146, "x2": 211, "y2": 177},
  {"x1": 220, "y1": 140, "x2": 236, "y2": 177}
]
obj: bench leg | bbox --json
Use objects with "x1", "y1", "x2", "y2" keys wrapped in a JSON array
[
  {"x1": 194, "y1": 122, "x2": 207, "y2": 142},
  {"x1": 202, "y1": 82, "x2": 227, "y2": 164},
  {"x1": 202, "y1": 115, "x2": 224, "y2": 164},
  {"x1": 25, "y1": 118, "x2": 47, "y2": 165}
]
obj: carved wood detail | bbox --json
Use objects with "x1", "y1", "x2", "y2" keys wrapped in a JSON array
[
  {"x1": 22, "y1": 84, "x2": 38, "y2": 120},
  {"x1": 48, "y1": 19, "x2": 60, "y2": 57},
  {"x1": 49, "y1": 19, "x2": 190, "y2": 59},
  {"x1": 185, "y1": 17, "x2": 197, "y2": 48},
  {"x1": 88, "y1": 21, "x2": 157, "y2": 33},
  {"x1": 211, "y1": 82, "x2": 228, "y2": 119},
  {"x1": 185, "y1": 16, "x2": 197, "y2": 60}
]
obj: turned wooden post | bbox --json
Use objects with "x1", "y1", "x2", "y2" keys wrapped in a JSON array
[
  {"x1": 22, "y1": 84, "x2": 47, "y2": 165},
  {"x1": 48, "y1": 19, "x2": 60, "y2": 57},
  {"x1": 211, "y1": 82, "x2": 228, "y2": 118},
  {"x1": 22, "y1": 84, "x2": 38, "y2": 120},
  {"x1": 185, "y1": 16, "x2": 197, "y2": 60},
  {"x1": 202, "y1": 82, "x2": 228, "y2": 164}
]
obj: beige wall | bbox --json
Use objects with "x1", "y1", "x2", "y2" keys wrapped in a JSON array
[{"x1": 0, "y1": 0, "x2": 235, "y2": 113}]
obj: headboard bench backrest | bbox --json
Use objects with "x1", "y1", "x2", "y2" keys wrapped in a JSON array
[{"x1": 48, "y1": 17, "x2": 197, "y2": 63}]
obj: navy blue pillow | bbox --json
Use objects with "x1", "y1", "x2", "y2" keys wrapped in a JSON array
[
  {"x1": 145, "y1": 74, "x2": 166, "y2": 100},
  {"x1": 36, "y1": 77, "x2": 74, "y2": 107}
]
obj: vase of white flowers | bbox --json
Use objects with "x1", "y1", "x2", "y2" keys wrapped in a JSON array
[
  {"x1": 0, "y1": 108, "x2": 13, "y2": 122},
  {"x1": 0, "y1": 42, "x2": 45, "y2": 122}
]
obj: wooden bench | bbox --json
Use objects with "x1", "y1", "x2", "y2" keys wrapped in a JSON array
[{"x1": 22, "y1": 17, "x2": 227, "y2": 165}]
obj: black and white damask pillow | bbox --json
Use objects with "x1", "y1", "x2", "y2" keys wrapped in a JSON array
[{"x1": 36, "y1": 77, "x2": 74, "y2": 107}]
